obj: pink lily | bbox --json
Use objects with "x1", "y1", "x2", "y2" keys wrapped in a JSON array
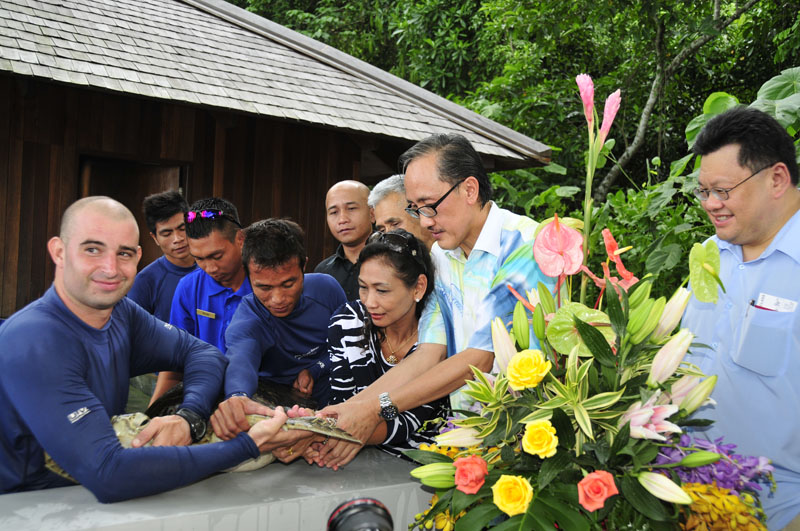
[
  {"x1": 575, "y1": 74, "x2": 594, "y2": 129},
  {"x1": 597, "y1": 89, "x2": 621, "y2": 146},
  {"x1": 618, "y1": 392, "x2": 681, "y2": 441},
  {"x1": 657, "y1": 374, "x2": 700, "y2": 406}
]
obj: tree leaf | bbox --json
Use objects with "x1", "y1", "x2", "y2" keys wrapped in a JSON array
[{"x1": 646, "y1": 243, "x2": 682, "y2": 274}]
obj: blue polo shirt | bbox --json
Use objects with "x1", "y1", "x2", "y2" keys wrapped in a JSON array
[
  {"x1": 170, "y1": 269, "x2": 252, "y2": 351},
  {"x1": 0, "y1": 287, "x2": 259, "y2": 502},
  {"x1": 224, "y1": 273, "x2": 346, "y2": 405},
  {"x1": 683, "y1": 208, "x2": 800, "y2": 529},
  {"x1": 128, "y1": 256, "x2": 197, "y2": 322}
]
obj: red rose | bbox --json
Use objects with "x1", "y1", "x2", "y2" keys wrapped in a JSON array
[
  {"x1": 453, "y1": 455, "x2": 488, "y2": 495},
  {"x1": 577, "y1": 470, "x2": 619, "y2": 512}
]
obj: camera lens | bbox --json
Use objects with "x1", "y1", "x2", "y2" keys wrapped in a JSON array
[{"x1": 327, "y1": 498, "x2": 393, "y2": 531}]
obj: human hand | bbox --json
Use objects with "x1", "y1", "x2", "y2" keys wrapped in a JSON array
[
  {"x1": 314, "y1": 401, "x2": 375, "y2": 469},
  {"x1": 271, "y1": 432, "x2": 318, "y2": 463},
  {"x1": 292, "y1": 369, "x2": 314, "y2": 397},
  {"x1": 132, "y1": 415, "x2": 191, "y2": 447},
  {"x1": 211, "y1": 396, "x2": 272, "y2": 440}
]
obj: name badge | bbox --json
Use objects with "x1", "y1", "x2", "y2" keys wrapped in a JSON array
[
  {"x1": 196, "y1": 309, "x2": 217, "y2": 319},
  {"x1": 756, "y1": 292, "x2": 797, "y2": 313}
]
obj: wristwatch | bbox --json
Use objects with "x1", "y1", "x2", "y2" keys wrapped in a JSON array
[
  {"x1": 378, "y1": 392, "x2": 399, "y2": 421},
  {"x1": 175, "y1": 408, "x2": 208, "y2": 443}
]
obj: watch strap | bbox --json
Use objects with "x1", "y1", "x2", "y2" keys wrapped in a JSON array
[{"x1": 175, "y1": 407, "x2": 207, "y2": 443}]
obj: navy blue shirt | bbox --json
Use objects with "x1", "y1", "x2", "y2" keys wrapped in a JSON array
[
  {"x1": 128, "y1": 256, "x2": 197, "y2": 322},
  {"x1": 224, "y1": 274, "x2": 346, "y2": 405},
  {"x1": 170, "y1": 268, "x2": 252, "y2": 351},
  {"x1": 0, "y1": 287, "x2": 259, "y2": 502}
]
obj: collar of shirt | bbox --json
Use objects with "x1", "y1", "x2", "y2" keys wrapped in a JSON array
[
  {"x1": 717, "y1": 207, "x2": 800, "y2": 265},
  {"x1": 442, "y1": 201, "x2": 502, "y2": 261}
]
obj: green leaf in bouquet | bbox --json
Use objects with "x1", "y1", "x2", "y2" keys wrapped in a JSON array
[
  {"x1": 676, "y1": 417, "x2": 714, "y2": 428},
  {"x1": 566, "y1": 343, "x2": 580, "y2": 384},
  {"x1": 501, "y1": 444, "x2": 516, "y2": 463},
  {"x1": 537, "y1": 281, "x2": 556, "y2": 316},
  {"x1": 486, "y1": 514, "x2": 524, "y2": 531},
  {"x1": 454, "y1": 503, "x2": 503, "y2": 531},
  {"x1": 619, "y1": 474, "x2": 671, "y2": 522},
  {"x1": 609, "y1": 421, "x2": 630, "y2": 462},
  {"x1": 538, "y1": 450, "x2": 574, "y2": 490},
  {"x1": 576, "y1": 357, "x2": 594, "y2": 387},
  {"x1": 535, "y1": 493, "x2": 590, "y2": 531},
  {"x1": 604, "y1": 285, "x2": 626, "y2": 339},
  {"x1": 550, "y1": 407, "x2": 576, "y2": 450},
  {"x1": 519, "y1": 408, "x2": 553, "y2": 424},
  {"x1": 572, "y1": 314, "x2": 617, "y2": 368},
  {"x1": 581, "y1": 388, "x2": 625, "y2": 410},
  {"x1": 451, "y1": 488, "x2": 483, "y2": 516},
  {"x1": 547, "y1": 303, "x2": 615, "y2": 357},
  {"x1": 689, "y1": 240, "x2": 724, "y2": 303},
  {"x1": 512, "y1": 301, "x2": 530, "y2": 350},
  {"x1": 632, "y1": 441, "x2": 660, "y2": 469},
  {"x1": 403, "y1": 449, "x2": 454, "y2": 464},
  {"x1": 573, "y1": 403, "x2": 593, "y2": 440}
]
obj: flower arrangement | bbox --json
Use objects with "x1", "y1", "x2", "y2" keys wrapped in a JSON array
[{"x1": 406, "y1": 75, "x2": 773, "y2": 531}]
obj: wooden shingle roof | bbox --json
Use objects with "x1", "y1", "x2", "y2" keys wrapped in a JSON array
[{"x1": 0, "y1": 0, "x2": 550, "y2": 168}]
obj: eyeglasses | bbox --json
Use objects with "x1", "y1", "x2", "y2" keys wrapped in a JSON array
[
  {"x1": 693, "y1": 163, "x2": 775, "y2": 201},
  {"x1": 405, "y1": 181, "x2": 461, "y2": 219},
  {"x1": 184, "y1": 209, "x2": 242, "y2": 228}
]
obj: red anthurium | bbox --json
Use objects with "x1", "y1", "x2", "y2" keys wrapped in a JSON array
[{"x1": 601, "y1": 229, "x2": 635, "y2": 282}]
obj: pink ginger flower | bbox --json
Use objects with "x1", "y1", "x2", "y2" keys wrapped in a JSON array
[
  {"x1": 619, "y1": 391, "x2": 681, "y2": 441},
  {"x1": 533, "y1": 214, "x2": 583, "y2": 278},
  {"x1": 598, "y1": 89, "x2": 621, "y2": 146},
  {"x1": 575, "y1": 74, "x2": 594, "y2": 128}
]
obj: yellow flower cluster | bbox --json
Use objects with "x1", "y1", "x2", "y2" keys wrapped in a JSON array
[
  {"x1": 681, "y1": 483, "x2": 766, "y2": 531},
  {"x1": 418, "y1": 443, "x2": 506, "y2": 464},
  {"x1": 411, "y1": 494, "x2": 464, "y2": 531},
  {"x1": 507, "y1": 349, "x2": 551, "y2": 391},
  {"x1": 522, "y1": 420, "x2": 558, "y2": 458}
]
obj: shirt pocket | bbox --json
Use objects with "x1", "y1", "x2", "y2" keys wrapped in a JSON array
[{"x1": 733, "y1": 308, "x2": 794, "y2": 377}]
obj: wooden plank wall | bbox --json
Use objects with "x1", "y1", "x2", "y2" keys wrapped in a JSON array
[{"x1": 0, "y1": 73, "x2": 361, "y2": 317}]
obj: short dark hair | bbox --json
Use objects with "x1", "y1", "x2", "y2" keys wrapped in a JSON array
[
  {"x1": 186, "y1": 197, "x2": 241, "y2": 242},
  {"x1": 357, "y1": 229, "x2": 435, "y2": 320},
  {"x1": 142, "y1": 190, "x2": 189, "y2": 234},
  {"x1": 693, "y1": 107, "x2": 798, "y2": 185},
  {"x1": 399, "y1": 133, "x2": 493, "y2": 206},
  {"x1": 242, "y1": 218, "x2": 307, "y2": 275}
]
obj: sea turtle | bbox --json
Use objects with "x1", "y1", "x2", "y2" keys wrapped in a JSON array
[{"x1": 45, "y1": 382, "x2": 358, "y2": 481}]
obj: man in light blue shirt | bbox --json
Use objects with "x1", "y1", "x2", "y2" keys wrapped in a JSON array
[
  {"x1": 318, "y1": 133, "x2": 553, "y2": 467},
  {"x1": 682, "y1": 107, "x2": 800, "y2": 530}
]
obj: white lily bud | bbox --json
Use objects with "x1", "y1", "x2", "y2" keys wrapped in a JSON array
[
  {"x1": 491, "y1": 317, "x2": 517, "y2": 375},
  {"x1": 651, "y1": 287, "x2": 691, "y2": 343},
  {"x1": 435, "y1": 427, "x2": 483, "y2": 448},
  {"x1": 647, "y1": 329, "x2": 694, "y2": 388},
  {"x1": 680, "y1": 375, "x2": 718, "y2": 414},
  {"x1": 637, "y1": 472, "x2": 693, "y2": 504}
]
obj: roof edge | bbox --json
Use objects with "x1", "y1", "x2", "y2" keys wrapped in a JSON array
[{"x1": 180, "y1": 0, "x2": 550, "y2": 165}]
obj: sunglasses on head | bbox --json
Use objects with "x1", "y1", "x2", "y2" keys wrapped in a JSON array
[
  {"x1": 368, "y1": 231, "x2": 426, "y2": 270},
  {"x1": 184, "y1": 209, "x2": 242, "y2": 228}
]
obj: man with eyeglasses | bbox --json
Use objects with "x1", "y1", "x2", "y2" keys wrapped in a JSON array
[
  {"x1": 0, "y1": 197, "x2": 296, "y2": 501},
  {"x1": 316, "y1": 133, "x2": 554, "y2": 469},
  {"x1": 152, "y1": 197, "x2": 252, "y2": 402},
  {"x1": 682, "y1": 107, "x2": 800, "y2": 530},
  {"x1": 368, "y1": 174, "x2": 435, "y2": 250}
]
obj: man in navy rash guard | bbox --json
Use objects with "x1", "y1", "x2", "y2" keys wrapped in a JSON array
[
  {"x1": 127, "y1": 190, "x2": 197, "y2": 322},
  {"x1": 0, "y1": 197, "x2": 302, "y2": 502},
  {"x1": 211, "y1": 219, "x2": 346, "y2": 440}
]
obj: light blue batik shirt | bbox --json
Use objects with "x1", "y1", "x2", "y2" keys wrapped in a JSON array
[
  {"x1": 683, "y1": 208, "x2": 800, "y2": 529},
  {"x1": 418, "y1": 203, "x2": 555, "y2": 411}
]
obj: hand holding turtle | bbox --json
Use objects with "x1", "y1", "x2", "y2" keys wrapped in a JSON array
[
  {"x1": 314, "y1": 401, "x2": 374, "y2": 469},
  {"x1": 131, "y1": 415, "x2": 191, "y2": 448}
]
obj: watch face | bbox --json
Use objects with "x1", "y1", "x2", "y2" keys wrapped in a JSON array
[{"x1": 381, "y1": 405, "x2": 399, "y2": 421}]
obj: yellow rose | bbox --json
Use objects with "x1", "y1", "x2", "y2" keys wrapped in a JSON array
[
  {"x1": 522, "y1": 420, "x2": 559, "y2": 458},
  {"x1": 507, "y1": 349, "x2": 551, "y2": 390},
  {"x1": 492, "y1": 474, "x2": 534, "y2": 516}
]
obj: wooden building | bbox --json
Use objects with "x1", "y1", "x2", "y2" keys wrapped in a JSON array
[{"x1": 0, "y1": 0, "x2": 550, "y2": 317}]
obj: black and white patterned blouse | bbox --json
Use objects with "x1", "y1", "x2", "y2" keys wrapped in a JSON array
[{"x1": 327, "y1": 301, "x2": 449, "y2": 458}]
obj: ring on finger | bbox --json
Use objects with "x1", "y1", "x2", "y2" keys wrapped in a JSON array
[
  {"x1": 287, "y1": 447, "x2": 294, "y2": 456},
  {"x1": 322, "y1": 435, "x2": 330, "y2": 446}
]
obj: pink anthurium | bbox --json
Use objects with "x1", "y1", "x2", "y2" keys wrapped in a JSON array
[{"x1": 533, "y1": 214, "x2": 583, "y2": 278}]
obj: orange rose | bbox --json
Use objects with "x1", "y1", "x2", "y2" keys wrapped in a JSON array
[
  {"x1": 577, "y1": 470, "x2": 619, "y2": 512},
  {"x1": 453, "y1": 455, "x2": 488, "y2": 495}
]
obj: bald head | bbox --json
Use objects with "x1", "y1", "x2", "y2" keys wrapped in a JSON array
[
  {"x1": 60, "y1": 196, "x2": 139, "y2": 243},
  {"x1": 324, "y1": 180, "x2": 373, "y2": 249}
]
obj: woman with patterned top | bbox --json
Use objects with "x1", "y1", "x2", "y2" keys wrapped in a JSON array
[{"x1": 324, "y1": 230, "x2": 448, "y2": 458}]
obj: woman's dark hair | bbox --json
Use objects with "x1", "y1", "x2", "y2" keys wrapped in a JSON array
[{"x1": 356, "y1": 229, "x2": 435, "y2": 343}]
